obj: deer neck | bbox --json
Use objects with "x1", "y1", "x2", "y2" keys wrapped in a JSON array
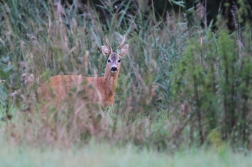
[{"x1": 103, "y1": 65, "x2": 119, "y2": 92}]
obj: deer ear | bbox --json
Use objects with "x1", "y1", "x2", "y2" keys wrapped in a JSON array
[
  {"x1": 101, "y1": 45, "x2": 110, "y2": 55},
  {"x1": 119, "y1": 44, "x2": 129, "y2": 57}
]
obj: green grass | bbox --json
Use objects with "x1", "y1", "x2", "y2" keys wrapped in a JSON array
[
  {"x1": 0, "y1": 142, "x2": 252, "y2": 167},
  {"x1": 0, "y1": 0, "x2": 252, "y2": 162}
]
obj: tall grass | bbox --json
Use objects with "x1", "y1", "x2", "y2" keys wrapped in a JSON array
[{"x1": 0, "y1": 0, "x2": 252, "y2": 153}]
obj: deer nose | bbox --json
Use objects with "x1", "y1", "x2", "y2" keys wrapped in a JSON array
[{"x1": 111, "y1": 66, "x2": 118, "y2": 72}]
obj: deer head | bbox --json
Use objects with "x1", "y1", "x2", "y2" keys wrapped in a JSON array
[{"x1": 101, "y1": 36, "x2": 129, "y2": 75}]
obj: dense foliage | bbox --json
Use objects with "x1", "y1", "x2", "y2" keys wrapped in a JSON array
[{"x1": 0, "y1": 0, "x2": 252, "y2": 152}]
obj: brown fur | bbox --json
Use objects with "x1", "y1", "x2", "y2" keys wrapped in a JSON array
[{"x1": 37, "y1": 37, "x2": 129, "y2": 111}]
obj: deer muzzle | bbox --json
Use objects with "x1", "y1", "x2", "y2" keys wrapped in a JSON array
[{"x1": 110, "y1": 66, "x2": 118, "y2": 73}]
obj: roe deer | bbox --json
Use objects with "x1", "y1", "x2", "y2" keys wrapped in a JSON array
[{"x1": 37, "y1": 36, "x2": 129, "y2": 109}]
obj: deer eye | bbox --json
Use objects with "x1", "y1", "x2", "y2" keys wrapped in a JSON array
[
  {"x1": 107, "y1": 59, "x2": 111, "y2": 63},
  {"x1": 118, "y1": 59, "x2": 121, "y2": 63}
]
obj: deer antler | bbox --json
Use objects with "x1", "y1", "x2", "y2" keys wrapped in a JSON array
[
  {"x1": 105, "y1": 36, "x2": 112, "y2": 53},
  {"x1": 117, "y1": 35, "x2": 126, "y2": 49}
]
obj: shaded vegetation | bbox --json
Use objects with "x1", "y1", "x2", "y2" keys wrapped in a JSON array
[{"x1": 0, "y1": 0, "x2": 252, "y2": 155}]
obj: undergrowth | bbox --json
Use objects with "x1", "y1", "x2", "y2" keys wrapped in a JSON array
[{"x1": 0, "y1": 0, "x2": 251, "y2": 153}]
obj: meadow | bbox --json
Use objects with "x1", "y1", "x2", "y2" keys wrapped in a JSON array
[
  {"x1": 0, "y1": 0, "x2": 252, "y2": 166},
  {"x1": 1, "y1": 141, "x2": 252, "y2": 167}
]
